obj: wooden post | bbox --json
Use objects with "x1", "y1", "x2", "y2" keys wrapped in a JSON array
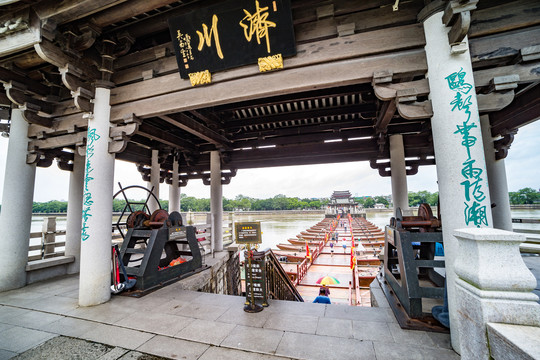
[{"x1": 42, "y1": 216, "x2": 57, "y2": 258}]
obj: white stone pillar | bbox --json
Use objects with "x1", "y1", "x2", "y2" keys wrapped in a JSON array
[
  {"x1": 423, "y1": 11, "x2": 493, "y2": 350},
  {"x1": 480, "y1": 116, "x2": 513, "y2": 231},
  {"x1": 79, "y1": 87, "x2": 115, "y2": 306},
  {"x1": 389, "y1": 134, "x2": 409, "y2": 214},
  {"x1": 168, "y1": 157, "x2": 180, "y2": 212},
  {"x1": 0, "y1": 108, "x2": 36, "y2": 291},
  {"x1": 454, "y1": 228, "x2": 540, "y2": 359},
  {"x1": 210, "y1": 151, "x2": 223, "y2": 251},
  {"x1": 148, "y1": 149, "x2": 160, "y2": 213},
  {"x1": 65, "y1": 151, "x2": 84, "y2": 274}
]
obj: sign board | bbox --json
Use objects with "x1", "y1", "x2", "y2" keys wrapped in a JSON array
[
  {"x1": 385, "y1": 226, "x2": 395, "y2": 247},
  {"x1": 235, "y1": 222, "x2": 262, "y2": 244},
  {"x1": 244, "y1": 252, "x2": 268, "y2": 306},
  {"x1": 168, "y1": 0, "x2": 296, "y2": 79}
]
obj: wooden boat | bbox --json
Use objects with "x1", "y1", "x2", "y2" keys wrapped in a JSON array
[
  {"x1": 276, "y1": 243, "x2": 316, "y2": 252},
  {"x1": 288, "y1": 238, "x2": 323, "y2": 246},
  {"x1": 272, "y1": 250, "x2": 306, "y2": 262}
]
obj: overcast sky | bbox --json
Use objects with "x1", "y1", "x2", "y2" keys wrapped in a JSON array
[{"x1": 0, "y1": 120, "x2": 539, "y2": 203}]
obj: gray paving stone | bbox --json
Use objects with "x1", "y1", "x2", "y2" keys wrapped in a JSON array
[
  {"x1": 0, "y1": 306, "x2": 30, "y2": 323},
  {"x1": 115, "y1": 311, "x2": 195, "y2": 336},
  {"x1": 43, "y1": 317, "x2": 108, "y2": 337},
  {"x1": 23, "y1": 295, "x2": 78, "y2": 315},
  {"x1": 275, "y1": 331, "x2": 376, "y2": 360},
  {"x1": 263, "y1": 313, "x2": 319, "y2": 334},
  {"x1": 198, "y1": 346, "x2": 293, "y2": 360},
  {"x1": 171, "y1": 302, "x2": 230, "y2": 321},
  {"x1": 221, "y1": 325, "x2": 284, "y2": 354},
  {"x1": 0, "y1": 290, "x2": 45, "y2": 307},
  {"x1": 1, "y1": 310, "x2": 64, "y2": 329},
  {"x1": 150, "y1": 287, "x2": 205, "y2": 302},
  {"x1": 387, "y1": 323, "x2": 437, "y2": 347},
  {"x1": 192, "y1": 292, "x2": 246, "y2": 307},
  {"x1": 0, "y1": 349, "x2": 17, "y2": 360},
  {"x1": 136, "y1": 335, "x2": 209, "y2": 360},
  {"x1": 426, "y1": 331, "x2": 453, "y2": 350},
  {"x1": 324, "y1": 305, "x2": 387, "y2": 322},
  {"x1": 67, "y1": 302, "x2": 133, "y2": 324},
  {"x1": 96, "y1": 346, "x2": 129, "y2": 360},
  {"x1": 0, "y1": 322, "x2": 14, "y2": 333},
  {"x1": 373, "y1": 341, "x2": 459, "y2": 360},
  {"x1": 0, "y1": 326, "x2": 57, "y2": 353},
  {"x1": 265, "y1": 299, "x2": 326, "y2": 317},
  {"x1": 117, "y1": 350, "x2": 168, "y2": 360},
  {"x1": 216, "y1": 306, "x2": 272, "y2": 327},
  {"x1": 174, "y1": 318, "x2": 236, "y2": 345},
  {"x1": 315, "y1": 317, "x2": 353, "y2": 338},
  {"x1": 352, "y1": 320, "x2": 393, "y2": 342},
  {"x1": 80, "y1": 323, "x2": 155, "y2": 349}
]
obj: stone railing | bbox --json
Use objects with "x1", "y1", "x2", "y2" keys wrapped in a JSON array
[{"x1": 454, "y1": 228, "x2": 540, "y2": 359}]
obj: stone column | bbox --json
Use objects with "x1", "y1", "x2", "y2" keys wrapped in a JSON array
[
  {"x1": 148, "y1": 149, "x2": 160, "y2": 213},
  {"x1": 480, "y1": 116, "x2": 513, "y2": 231},
  {"x1": 79, "y1": 87, "x2": 115, "y2": 306},
  {"x1": 65, "y1": 152, "x2": 84, "y2": 274},
  {"x1": 169, "y1": 157, "x2": 180, "y2": 213},
  {"x1": 210, "y1": 151, "x2": 223, "y2": 251},
  {"x1": 0, "y1": 108, "x2": 36, "y2": 291},
  {"x1": 389, "y1": 134, "x2": 409, "y2": 214},
  {"x1": 423, "y1": 11, "x2": 493, "y2": 350},
  {"x1": 454, "y1": 228, "x2": 540, "y2": 359}
]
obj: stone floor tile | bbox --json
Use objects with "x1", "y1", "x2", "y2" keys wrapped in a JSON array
[
  {"x1": 0, "y1": 349, "x2": 17, "y2": 360},
  {"x1": 352, "y1": 320, "x2": 393, "y2": 342},
  {"x1": 2, "y1": 310, "x2": 64, "y2": 330},
  {"x1": 324, "y1": 305, "x2": 387, "y2": 322},
  {"x1": 192, "y1": 292, "x2": 246, "y2": 307},
  {"x1": 67, "y1": 302, "x2": 133, "y2": 324},
  {"x1": 275, "y1": 331, "x2": 376, "y2": 360},
  {"x1": 265, "y1": 299, "x2": 326, "y2": 317},
  {"x1": 426, "y1": 331, "x2": 453, "y2": 349},
  {"x1": 221, "y1": 325, "x2": 284, "y2": 354},
  {"x1": 174, "y1": 319, "x2": 236, "y2": 345},
  {"x1": 0, "y1": 326, "x2": 57, "y2": 353},
  {"x1": 387, "y1": 323, "x2": 437, "y2": 347},
  {"x1": 96, "y1": 346, "x2": 130, "y2": 360},
  {"x1": 115, "y1": 311, "x2": 195, "y2": 336},
  {"x1": 80, "y1": 323, "x2": 155, "y2": 349},
  {"x1": 198, "y1": 346, "x2": 292, "y2": 360},
  {"x1": 24, "y1": 295, "x2": 78, "y2": 315},
  {"x1": 136, "y1": 335, "x2": 209, "y2": 360},
  {"x1": 171, "y1": 302, "x2": 230, "y2": 321},
  {"x1": 216, "y1": 306, "x2": 271, "y2": 327},
  {"x1": 0, "y1": 307, "x2": 31, "y2": 323},
  {"x1": 151, "y1": 287, "x2": 207, "y2": 302},
  {"x1": 117, "y1": 350, "x2": 169, "y2": 360},
  {"x1": 373, "y1": 341, "x2": 459, "y2": 360},
  {"x1": 263, "y1": 313, "x2": 319, "y2": 334},
  {"x1": 0, "y1": 289, "x2": 46, "y2": 307},
  {"x1": 315, "y1": 317, "x2": 353, "y2": 338},
  {"x1": 44, "y1": 317, "x2": 106, "y2": 337}
]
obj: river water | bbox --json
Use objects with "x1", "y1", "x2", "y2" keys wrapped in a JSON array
[{"x1": 29, "y1": 209, "x2": 539, "y2": 258}]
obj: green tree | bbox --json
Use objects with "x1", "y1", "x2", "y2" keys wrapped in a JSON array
[
  {"x1": 363, "y1": 197, "x2": 375, "y2": 208},
  {"x1": 509, "y1": 187, "x2": 540, "y2": 204}
]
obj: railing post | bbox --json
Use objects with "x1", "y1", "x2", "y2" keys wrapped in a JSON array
[
  {"x1": 42, "y1": 216, "x2": 57, "y2": 258},
  {"x1": 454, "y1": 228, "x2": 540, "y2": 358}
]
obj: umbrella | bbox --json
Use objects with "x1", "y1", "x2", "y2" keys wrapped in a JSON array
[{"x1": 316, "y1": 276, "x2": 340, "y2": 285}]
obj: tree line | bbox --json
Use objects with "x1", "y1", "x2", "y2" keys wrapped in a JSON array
[{"x1": 2, "y1": 188, "x2": 536, "y2": 214}]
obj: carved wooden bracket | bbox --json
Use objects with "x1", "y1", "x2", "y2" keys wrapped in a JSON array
[
  {"x1": 109, "y1": 115, "x2": 141, "y2": 154},
  {"x1": 442, "y1": 0, "x2": 478, "y2": 48},
  {"x1": 4, "y1": 81, "x2": 54, "y2": 128},
  {"x1": 494, "y1": 130, "x2": 517, "y2": 161}
]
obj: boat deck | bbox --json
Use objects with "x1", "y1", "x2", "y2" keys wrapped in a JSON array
[{"x1": 274, "y1": 216, "x2": 383, "y2": 306}]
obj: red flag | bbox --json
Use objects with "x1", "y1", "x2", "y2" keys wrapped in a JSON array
[
  {"x1": 350, "y1": 237, "x2": 356, "y2": 270},
  {"x1": 305, "y1": 239, "x2": 311, "y2": 261}
]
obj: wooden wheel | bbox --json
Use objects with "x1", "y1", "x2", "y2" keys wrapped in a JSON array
[{"x1": 417, "y1": 203, "x2": 434, "y2": 221}]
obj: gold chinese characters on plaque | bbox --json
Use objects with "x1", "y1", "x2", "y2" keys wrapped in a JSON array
[
  {"x1": 258, "y1": 53, "x2": 283, "y2": 72},
  {"x1": 188, "y1": 70, "x2": 212, "y2": 86}
]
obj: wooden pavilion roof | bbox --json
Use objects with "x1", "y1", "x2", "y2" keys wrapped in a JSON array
[{"x1": 0, "y1": 0, "x2": 538, "y2": 185}]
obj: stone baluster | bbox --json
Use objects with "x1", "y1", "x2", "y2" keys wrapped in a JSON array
[{"x1": 454, "y1": 228, "x2": 540, "y2": 359}]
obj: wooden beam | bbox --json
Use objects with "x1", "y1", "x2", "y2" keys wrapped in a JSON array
[
  {"x1": 33, "y1": 0, "x2": 127, "y2": 25},
  {"x1": 473, "y1": 62, "x2": 540, "y2": 88},
  {"x1": 90, "y1": 0, "x2": 180, "y2": 27},
  {"x1": 375, "y1": 99, "x2": 396, "y2": 133},
  {"x1": 374, "y1": 79, "x2": 429, "y2": 101},
  {"x1": 490, "y1": 84, "x2": 540, "y2": 136},
  {"x1": 137, "y1": 122, "x2": 198, "y2": 153},
  {"x1": 110, "y1": 49, "x2": 427, "y2": 121},
  {"x1": 34, "y1": 40, "x2": 100, "y2": 80},
  {"x1": 0, "y1": 67, "x2": 50, "y2": 96},
  {"x1": 159, "y1": 114, "x2": 231, "y2": 149}
]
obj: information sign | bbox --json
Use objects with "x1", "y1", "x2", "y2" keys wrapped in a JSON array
[{"x1": 236, "y1": 222, "x2": 262, "y2": 244}]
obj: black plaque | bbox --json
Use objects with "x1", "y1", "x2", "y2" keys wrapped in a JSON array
[
  {"x1": 168, "y1": 0, "x2": 296, "y2": 79},
  {"x1": 236, "y1": 222, "x2": 262, "y2": 244},
  {"x1": 244, "y1": 252, "x2": 268, "y2": 307}
]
